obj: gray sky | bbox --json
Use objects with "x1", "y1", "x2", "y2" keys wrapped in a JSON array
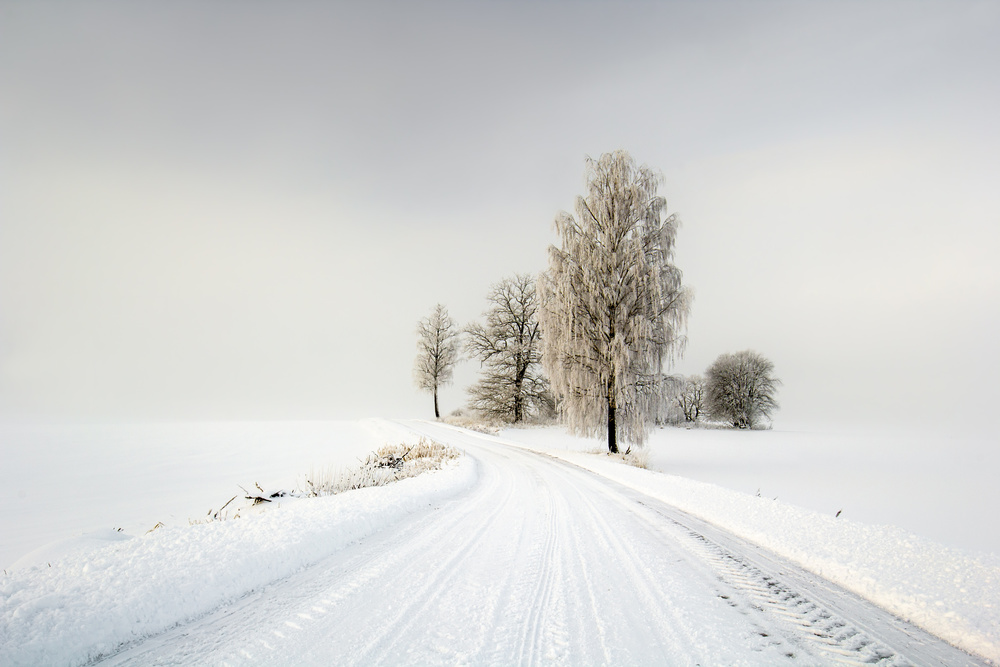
[{"x1": 2, "y1": 1, "x2": 998, "y2": 430}]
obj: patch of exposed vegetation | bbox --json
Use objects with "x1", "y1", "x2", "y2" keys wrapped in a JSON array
[
  {"x1": 586, "y1": 445, "x2": 649, "y2": 469},
  {"x1": 195, "y1": 439, "x2": 460, "y2": 523},
  {"x1": 441, "y1": 410, "x2": 504, "y2": 435},
  {"x1": 300, "y1": 439, "x2": 460, "y2": 497}
]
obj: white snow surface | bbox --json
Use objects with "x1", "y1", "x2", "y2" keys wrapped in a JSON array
[
  {"x1": 1, "y1": 419, "x2": 998, "y2": 665},
  {"x1": 500, "y1": 423, "x2": 1000, "y2": 556},
  {"x1": 0, "y1": 419, "x2": 418, "y2": 570},
  {"x1": 499, "y1": 425, "x2": 1000, "y2": 663},
  {"x1": 0, "y1": 453, "x2": 476, "y2": 666}
]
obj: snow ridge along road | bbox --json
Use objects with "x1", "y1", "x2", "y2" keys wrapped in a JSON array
[{"x1": 97, "y1": 421, "x2": 987, "y2": 666}]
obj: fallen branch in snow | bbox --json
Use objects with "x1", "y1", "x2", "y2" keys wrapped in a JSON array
[
  {"x1": 239, "y1": 485, "x2": 272, "y2": 506},
  {"x1": 195, "y1": 495, "x2": 238, "y2": 523},
  {"x1": 375, "y1": 444, "x2": 414, "y2": 470}
]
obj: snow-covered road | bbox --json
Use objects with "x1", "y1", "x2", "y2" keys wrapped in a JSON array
[{"x1": 93, "y1": 422, "x2": 988, "y2": 666}]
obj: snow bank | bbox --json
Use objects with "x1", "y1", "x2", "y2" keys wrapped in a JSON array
[
  {"x1": 509, "y1": 442, "x2": 1000, "y2": 663},
  {"x1": 0, "y1": 420, "x2": 408, "y2": 570},
  {"x1": 501, "y1": 424, "x2": 1000, "y2": 556},
  {"x1": 0, "y1": 455, "x2": 476, "y2": 667}
]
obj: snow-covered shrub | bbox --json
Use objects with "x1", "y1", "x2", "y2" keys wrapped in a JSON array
[
  {"x1": 620, "y1": 447, "x2": 649, "y2": 469},
  {"x1": 196, "y1": 440, "x2": 461, "y2": 522},
  {"x1": 300, "y1": 439, "x2": 460, "y2": 496}
]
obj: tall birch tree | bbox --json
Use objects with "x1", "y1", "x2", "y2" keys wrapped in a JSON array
[
  {"x1": 539, "y1": 150, "x2": 690, "y2": 452},
  {"x1": 413, "y1": 303, "x2": 460, "y2": 418},
  {"x1": 466, "y1": 274, "x2": 548, "y2": 423}
]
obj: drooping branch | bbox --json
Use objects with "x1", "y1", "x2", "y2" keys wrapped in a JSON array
[{"x1": 539, "y1": 151, "x2": 691, "y2": 450}]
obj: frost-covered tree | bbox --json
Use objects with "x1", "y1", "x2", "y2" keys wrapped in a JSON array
[
  {"x1": 677, "y1": 375, "x2": 705, "y2": 422},
  {"x1": 413, "y1": 304, "x2": 460, "y2": 418},
  {"x1": 466, "y1": 274, "x2": 549, "y2": 423},
  {"x1": 539, "y1": 150, "x2": 690, "y2": 452},
  {"x1": 657, "y1": 375, "x2": 686, "y2": 425},
  {"x1": 705, "y1": 351, "x2": 780, "y2": 429}
]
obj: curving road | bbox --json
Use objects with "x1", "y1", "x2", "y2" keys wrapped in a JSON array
[{"x1": 100, "y1": 421, "x2": 987, "y2": 666}]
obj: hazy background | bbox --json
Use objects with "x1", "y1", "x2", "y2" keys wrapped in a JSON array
[{"x1": 2, "y1": 1, "x2": 998, "y2": 432}]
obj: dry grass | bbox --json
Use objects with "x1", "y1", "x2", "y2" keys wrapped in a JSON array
[
  {"x1": 299, "y1": 438, "x2": 460, "y2": 497},
  {"x1": 195, "y1": 438, "x2": 461, "y2": 523},
  {"x1": 619, "y1": 447, "x2": 649, "y2": 469},
  {"x1": 441, "y1": 413, "x2": 504, "y2": 434},
  {"x1": 442, "y1": 410, "x2": 558, "y2": 434},
  {"x1": 586, "y1": 445, "x2": 650, "y2": 469}
]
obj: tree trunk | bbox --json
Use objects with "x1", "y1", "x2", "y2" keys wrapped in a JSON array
[
  {"x1": 607, "y1": 308, "x2": 618, "y2": 453},
  {"x1": 513, "y1": 378, "x2": 523, "y2": 423},
  {"x1": 434, "y1": 387, "x2": 440, "y2": 419},
  {"x1": 608, "y1": 401, "x2": 618, "y2": 453}
]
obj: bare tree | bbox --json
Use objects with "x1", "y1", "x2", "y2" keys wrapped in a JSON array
[
  {"x1": 466, "y1": 274, "x2": 549, "y2": 423},
  {"x1": 413, "y1": 304, "x2": 460, "y2": 418},
  {"x1": 705, "y1": 350, "x2": 780, "y2": 429},
  {"x1": 539, "y1": 150, "x2": 690, "y2": 452},
  {"x1": 677, "y1": 375, "x2": 705, "y2": 422}
]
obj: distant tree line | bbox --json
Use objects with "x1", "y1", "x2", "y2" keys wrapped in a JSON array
[{"x1": 413, "y1": 150, "x2": 780, "y2": 444}]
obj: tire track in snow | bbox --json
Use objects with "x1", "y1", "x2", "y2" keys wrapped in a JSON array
[
  {"x1": 514, "y1": 468, "x2": 559, "y2": 666},
  {"x1": 416, "y1": 422, "x2": 989, "y2": 667},
  {"x1": 679, "y1": 526, "x2": 904, "y2": 665},
  {"x1": 509, "y1": 440, "x2": 990, "y2": 667},
  {"x1": 566, "y1": 469, "x2": 699, "y2": 662},
  {"x1": 551, "y1": 455, "x2": 799, "y2": 665},
  {"x1": 406, "y1": 421, "x2": 805, "y2": 665},
  {"x1": 404, "y1": 426, "x2": 572, "y2": 665},
  {"x1": 632, "y1": 497, "x2": 990, "y2": 667},
  {"x1": 409, "y1": 423, "x2": 728, "y2": 665},
  {"x1": 559, "y1": 485, "x2": 613, "y2": 664},
  {"x1": 99, "y1": 455, "x2": 500, "y2": 666},
  {"x1": 349, "y1": 455, "x2": 517, "y2": 665}
]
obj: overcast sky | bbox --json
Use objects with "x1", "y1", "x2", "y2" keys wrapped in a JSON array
[{"x1": 1, "y1": 1, "x2": 998, "y2": 431}]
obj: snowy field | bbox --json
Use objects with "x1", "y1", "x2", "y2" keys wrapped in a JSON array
[
  {"x1": 4, "y1": 420, "x2": 994, "y2": 569},
  {"x1": 2, "y1": 419, "x2": 999, "y2": 665},
  {"x1": 0, "y1": 419, "x2": 421, "y2": 570},
  {"x1": 500, "y1": 424, "x2": 1000, "y2": 557},
  {"x1": 6, "y1": 420, "x2": 995, "y2": 572}
]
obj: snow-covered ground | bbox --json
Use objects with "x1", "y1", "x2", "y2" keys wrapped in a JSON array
[
  {"x1": 1, "y1": 419, "x2": 998, "y2": 665},
  {"x1": 500, "y1": 423, "x2": 1000, "y2": 557},
  {"x1": 0, "y1": 419, "x2": 419, "y2": 570},
  {"x1": 498, "y1": 425, "x2": 1000, "y2": 663},
  {"x1": 1, "y1": 446, "x2": 475, "y2": 665}
]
